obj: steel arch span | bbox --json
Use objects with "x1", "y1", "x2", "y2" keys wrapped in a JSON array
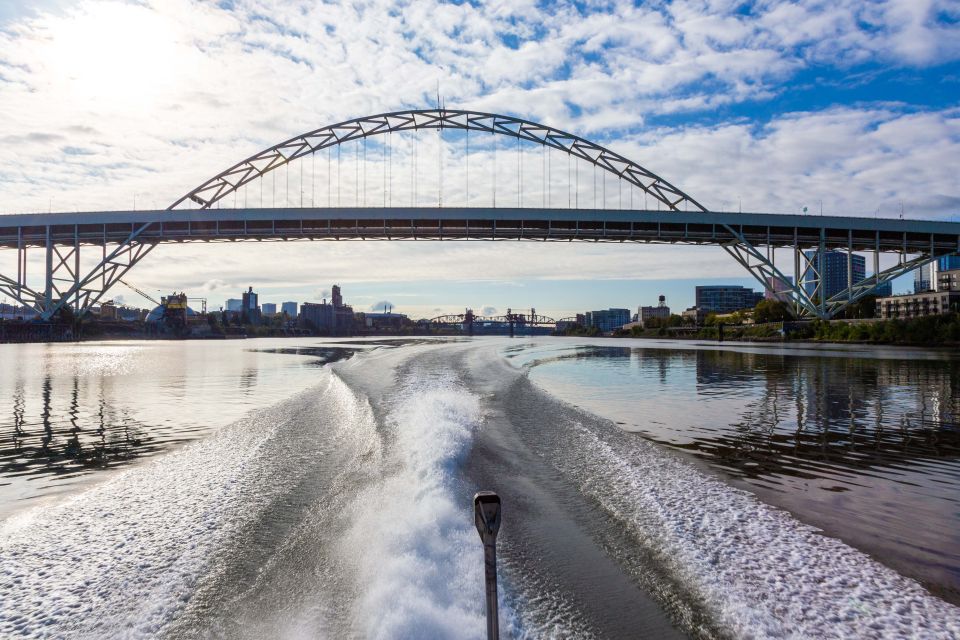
[
  {"x1": 169, "y1": 108, "x2": 707, "y2": 213},
  {"x1": 3, "y1": 108, "x2": 958, "y2": 324}
]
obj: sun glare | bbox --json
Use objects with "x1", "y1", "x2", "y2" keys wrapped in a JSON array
[{"x1": 45, "y1": 2, "x2": 180, "y2": 110}]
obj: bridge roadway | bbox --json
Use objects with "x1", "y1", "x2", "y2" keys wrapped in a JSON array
[{"x1": 2, "y1": 207, "x2": 960, "y2": 253}]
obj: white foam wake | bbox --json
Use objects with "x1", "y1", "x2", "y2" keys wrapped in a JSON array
[
  {"x1": 0, "y1": 373, "x2": 358, "y2": 639},
  {"x1": 566, "y1": 422, "x2": 960, "y2": 639},
  {"x1": 338, "y1": 370, "x2": 495, "y2": 639}
]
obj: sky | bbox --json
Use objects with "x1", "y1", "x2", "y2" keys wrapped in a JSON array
[{"x1": 0, "y1": 0, "x2": 959, "y2": 318}]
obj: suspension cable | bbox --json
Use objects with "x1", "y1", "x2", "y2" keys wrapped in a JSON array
[
  {"x1": 438, "y1": 126, "x2": 442, "y2": 208},
  {"x1": 519, "y1": 136, "x2": 524, "y2": 207},
  {"x1": 542, "y1": 144, "x2": 546, "y2": 208},
  {"x1": 517, "y1": 136, "x2": 521, "y2": 208}
]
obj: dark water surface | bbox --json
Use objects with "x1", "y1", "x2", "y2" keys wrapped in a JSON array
[{"x1": 509, "y1": 339, "x2": 960, "y2": 604}]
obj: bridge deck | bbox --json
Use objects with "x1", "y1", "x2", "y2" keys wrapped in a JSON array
[{"x1": 2, "y1": 208, "x2": 959, "y2": 253}]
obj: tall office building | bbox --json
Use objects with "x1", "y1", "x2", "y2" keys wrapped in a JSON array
[
  {"x1": 695, "y1": 286, "x2": 763, "y2": 313},
  {"x1": 241, "y1": 286, "x2": 261, "y2": 323},
  {"x1": 802, "y1": 250, "x2": 865, "y2": 301},
  {"x1": 281, "y1": 301, "x2": 298, "y2": 317},
  {"x1": 915, "y1": 263, "x2": 933, "y2": 293},
  {"x1": 225, "y1": 298, "x2": 242, "y2": 312},
  {"x1": 261, "y1": 303, "x2": 277, "y2": 316}
]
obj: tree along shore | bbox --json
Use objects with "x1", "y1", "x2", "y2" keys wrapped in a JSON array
[{"x1": 560, "y1": 300, "x2": 960, "y2": 347}]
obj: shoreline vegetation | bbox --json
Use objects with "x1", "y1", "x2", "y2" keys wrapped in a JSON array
[{"x1": 565, "y1": 298, "x2": 960, "y2": 347}]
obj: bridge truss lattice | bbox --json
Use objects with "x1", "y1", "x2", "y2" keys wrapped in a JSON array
[{"x1": 1, "y1": 109, "x2": 956, "y2": 322}]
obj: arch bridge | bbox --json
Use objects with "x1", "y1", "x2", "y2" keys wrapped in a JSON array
[{"x1": 1, "y1": 109, "x2": 958, "y2": 322}]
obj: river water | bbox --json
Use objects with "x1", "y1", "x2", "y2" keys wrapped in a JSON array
[{"x1": 0, "y1": 337, "x2": 957, "y2": 639}]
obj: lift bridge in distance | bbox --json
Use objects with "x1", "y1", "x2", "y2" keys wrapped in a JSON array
[{"x1": 2, "y1": 108, "x2": 959, "y2": 322}]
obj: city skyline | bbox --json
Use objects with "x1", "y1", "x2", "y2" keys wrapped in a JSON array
[{"x1": 1, "y1": 1, "x2": 958, "y2": 314}]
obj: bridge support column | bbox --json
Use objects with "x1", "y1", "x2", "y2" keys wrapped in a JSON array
[
  {"x1": 44, "y1": 225, "x2": 53, "y2": 311},
  {"x1": 27, "y1": 222, "x2": 159, "y2": 320},
  {"x1": 0, "y1": 233, "x2": 43, "y2": 314},
  {"x1": 721, "y1": 224, "x2": 949, "y2": 321}
]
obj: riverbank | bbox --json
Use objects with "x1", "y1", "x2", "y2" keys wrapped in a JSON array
[{"x1": 607, "y1": 312, "x2": 960, "y2": 347}]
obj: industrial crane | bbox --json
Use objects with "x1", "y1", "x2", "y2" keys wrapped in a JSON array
[
  {"x1": 117, "y1": 278, "x2": 160, "y2": 307},
  {"x1": 117, "y1": 279, "x2": 207, "y2": 314}
]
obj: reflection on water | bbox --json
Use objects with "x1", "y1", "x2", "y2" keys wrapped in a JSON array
[
  {"x1": 3, "y1": 374, "x2": 151, "y2": 480},
  {"x1": 520, "y1": 341, "x2": 960, "y2": 604},
  {"x1": 0, "y1": 340, "x2": 358, "y2": 517}
]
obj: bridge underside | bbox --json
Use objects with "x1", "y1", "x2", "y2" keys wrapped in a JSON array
[{"x1": 2, "y1": 207, "x2": 958, "y2": 322}]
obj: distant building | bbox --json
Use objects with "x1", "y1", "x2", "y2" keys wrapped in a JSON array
[
  {"x1": 362, "y1": 311, "x2": 409, "y2": 331},
  {"x1": 637, "y1": 295, "x2": 670, "y2": 327},
  {"x1": 117, "y1": 307, "x2": 146, "y2": 322},
  {"x1": 585, "y1": 308, "x2": 631, "y2": 332},
  {"x1": 0, "y1": 302, "x2": 34, "y2": 320},
  {"x1": 99, "y1": 301, "x2": 119, "y2": 321},
  {"x1": 241, "y1": 286, "x2": 261, "y2": 323},
  {"x1": 938, "y1": 267, "x2": 960, "y2": 292},
  {"x1": 941, "y1": 255, "x2": 960, "y2": 271},
  {"x1": 299, "y1": 284, "x2": 354, "y2": 334},
  {"x1": 261, "y1": 303, "x2": 277, "y2": 316},
  {"x1": 225, "y1": 298, "x2": 242, "y2": 312},
  {"x1": 281, "y1": 301, "x2": 298, "y2": 318},
  {"x1": 876, "y1": 290, "x2": 960, "y2": 320},
  {"x1": 765, "y1": 276, "x2": 794, "y2": 303},
  {"x1": 915, "y1": 255, "x2": 960, "y2": 293},
  {"x1": 682, "y1": 306, "x2": 708, "y2": 325},
  {"x1": 874, "y1": 281, "x2": 892, "y2": 297},
  {"x1": 695, "y1": 286, "x2": 762, "y2": 314},
  {"x1": 915, "y1": 263, "x2": 933, "y2": 293},
  {"x1": 802, "y1": 250, "x2": 866, "y2": 301},
  {"x1": 300, "y1": 302, "x2": 335, "y2": 331}
]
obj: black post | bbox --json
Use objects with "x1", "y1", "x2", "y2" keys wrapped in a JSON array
[
  {"x1": 474, "y1": 491, "x2": 501, "y2": 640},
  {"x1": 718, "y1": 322, "x2": 725, "y2": 342}
]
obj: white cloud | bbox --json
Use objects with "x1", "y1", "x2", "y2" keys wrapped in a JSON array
[
  {"x1": 622, "y1": 106, "x2": 960, "y2": 217},
  {"x1": 0, "y1": 0, "x2": 958, "y2": 314}
]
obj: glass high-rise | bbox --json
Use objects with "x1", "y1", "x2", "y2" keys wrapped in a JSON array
[{"x1": 802, "y1": 250, "x2": 865, "y2": 301}]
